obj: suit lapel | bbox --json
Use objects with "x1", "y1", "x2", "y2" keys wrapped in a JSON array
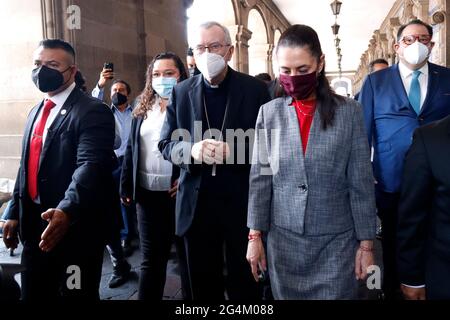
[
  {"x1": 23, "y1": 101, "x2": 44, "y2": 169},
  {"x1": 135, "y1": 117, "x2": 144, "y2": 149},
  {"x1": 133, "y1": 116, "x2": 144, "y2": 187},
  {"x1": 421, "y1": 63, "x2": 439, "y2": 115},
  {"x1": 189, "y1": 75, "x2": 204, "y2": 123},
  {"x1": 40, "y1": 88, "x2": 80, "y2": 164},
  {"x1": 134, "y1": 116, "x2": 144, "y2": 165},
  {"x1": 392, "y1": 64, "x2": 412, "y2": 110},
  {"x1": 303, "y1": 101, "x2": 321, "y2": 181}
]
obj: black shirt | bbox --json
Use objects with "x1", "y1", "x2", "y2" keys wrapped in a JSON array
[
  {"x1": 200, "y1": 68, "x2": 234, "y2": 193},
  {"x1": 202, "y1": 69, "x2": 230, "y2": 134}
]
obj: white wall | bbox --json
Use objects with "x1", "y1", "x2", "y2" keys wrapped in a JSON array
[{"x1": 0, "y1": 0, "x2": 44, "y2": 180}]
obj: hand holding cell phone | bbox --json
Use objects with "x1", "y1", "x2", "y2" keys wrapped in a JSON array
[
  {"x1": 98, "y1": 62, "x2": 114, "y2": 88},
  {"x1": 103, "y1": 62, "x2": 114, "y2": 72}
]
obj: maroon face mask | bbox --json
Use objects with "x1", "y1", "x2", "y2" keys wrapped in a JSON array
[{"x1": 279, "y1": 71, "x2": 318, "y2": 100}]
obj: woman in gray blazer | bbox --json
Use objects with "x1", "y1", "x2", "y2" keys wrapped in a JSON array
[{"x1": 246, "y1": 25, "x2": 377, "y2": 299}]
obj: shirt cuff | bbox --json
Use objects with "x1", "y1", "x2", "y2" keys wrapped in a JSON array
[
  {"x1": 91, "y1": 85, "x2": 104, "y2": 100},
  {"x1": 402, "y1": 283, "x2": 426, "y2": 289}
]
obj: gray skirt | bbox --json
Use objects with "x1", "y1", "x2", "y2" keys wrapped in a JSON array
[{"x1": 267, "y1": 225, "x2": 359, "y2": 299}]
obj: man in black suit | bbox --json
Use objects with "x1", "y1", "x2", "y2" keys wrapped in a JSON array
[
  {"x1": 159, "y1": 21, "x2": 270, "y2": 300},
  {"x1": 2, "y1": 39, "x2": 119, "y2": 300},
  {"x1": 398, "y1": 115, "x2": 450, "y2": 300}
]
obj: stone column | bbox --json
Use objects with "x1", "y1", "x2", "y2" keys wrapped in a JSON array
[
  {"x1": 379, "y1": 33, "x2": 389, "y2": 60},
  {"x1": 41, "y1": 0, "x2": 70, "y2": 39},
  {"x1": 134, "y1": 0, "x2": 147, "y2": 86},
  {"x1": 415, "y1": 0, "x2": 430, "y2": 22},
  {"x1": 228, "y1": 24, "x2": 252, "y2": 73},
  {"x1": 368, "y1": 38, "x2": 376, "y2": 62},
  {"x1": 267, "y1": 43, "x2": 275, "y2": 78},
  {"x1": 390, "y1": 17, "x2": 402, "y2": 64},
  {"x1": 402, "y1": 0, "x2": 417, "y2": 23}
]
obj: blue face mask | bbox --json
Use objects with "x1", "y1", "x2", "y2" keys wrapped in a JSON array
[{"x1": 152, "y1": 77, "x2": 177, "y2": 99}]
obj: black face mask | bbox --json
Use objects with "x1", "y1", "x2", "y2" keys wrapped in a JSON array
[
  {"x1": 31, "y1": 65, "x2": 71, "y2": 93},
  {"x1": 111, "y1": 92, "x2": 128, "y2": 106}
]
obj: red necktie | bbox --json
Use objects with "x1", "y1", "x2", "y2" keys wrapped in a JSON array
[{"x1": 28, "y1": 99, "x2": 55, "y2": 200}]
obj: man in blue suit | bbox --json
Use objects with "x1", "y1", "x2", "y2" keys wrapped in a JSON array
[{"x1": 358, "y1": 19, "x2": 450, "y2": 300}]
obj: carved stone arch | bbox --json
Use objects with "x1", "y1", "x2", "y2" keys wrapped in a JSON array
[
  {"x1": 247, "y1": 7, "x2": 269, "y2": 75},
  {"x1": 231, "y1": 0, "x2": 242, "y2": 25},
  {"x1": 250, "y1": 4, "x2": 271, "y2": 43},
  {"x1": 271, "y1": 28, "x2": 283, "y2": 76}
]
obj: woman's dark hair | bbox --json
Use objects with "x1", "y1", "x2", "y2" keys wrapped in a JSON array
[
  {"x1": 275, "y1": 24, "x2": 344, "y2": 129},
  {"x1": 133, "y1": 52, "x2": 188, "y2": 118}
]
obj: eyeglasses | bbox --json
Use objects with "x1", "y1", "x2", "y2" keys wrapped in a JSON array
[
  {"x1": 194, "y1": 42, "x2": 230, "y2": 54},
  {"x1": 401, "y1": 34, "x2": 432, "y2": 45}
]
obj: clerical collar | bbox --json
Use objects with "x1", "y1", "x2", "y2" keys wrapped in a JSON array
[{"x1": 203, "y1": 67, "x2": 231, "y2": 89}]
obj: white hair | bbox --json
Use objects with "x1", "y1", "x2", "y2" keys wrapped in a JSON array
[{"x1": 198, "y1": 21, "x2": 232, "y2": 45}]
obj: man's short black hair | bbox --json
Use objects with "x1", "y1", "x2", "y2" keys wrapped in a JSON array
[
  {"x1": 38, "y1": 39, "x2": 76, "y2": 61},
  {"x1": 397, "y1": 19, "x2": 433, "y2": 42},
  {"x1": 112, "y1": 79, "x2": 131, "y2": 95},
  {"x1": 369, "y1": 58, "x2": 389, "y2": 72},
  {"x1": 187, "y1": 47, "x2": 194, "y2": 57}
]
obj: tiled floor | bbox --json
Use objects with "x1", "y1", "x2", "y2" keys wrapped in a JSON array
[{"x1": 0, "y1": 238, "x2": 184, "y2": 300}]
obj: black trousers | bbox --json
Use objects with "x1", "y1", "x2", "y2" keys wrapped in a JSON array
[
  {"x1": 184, "y1": 191, "x2": 260, "y2": 300},
  {"x1": 136, "y1": 187, "x2": 190, "y2": 300},
  {"x1": 113, "y1": 156, "x2": 137, "y2": 241},
  {"x1": 20, "y1": 202, "x2": 104, "y2": 300},
  {"x1": 106, "y1": 156, "x2": 129, "y2": 269},
  {"x1": 376, "y1": 188, "x2": 401, "y2": 300}
]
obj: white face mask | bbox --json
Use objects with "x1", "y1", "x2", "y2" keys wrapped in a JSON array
[
  {"x1": 402, "y1": 41, "x2": 430, "y2": 65},
  {"x1": 196, "y1": 52, "x2": 226, "y2": 80}
]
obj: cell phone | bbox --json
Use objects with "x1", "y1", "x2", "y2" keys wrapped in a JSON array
[{"x1": 103, "y1": 62, "x2": 114, "y2": 71}]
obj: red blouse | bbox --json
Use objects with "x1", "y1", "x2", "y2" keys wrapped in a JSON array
[{"x1": 292, "y1": 99, "x2": 316, "y2": 155}]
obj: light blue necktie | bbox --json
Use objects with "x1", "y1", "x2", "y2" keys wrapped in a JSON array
[{"x1": 408, "y1": 70, "x2": 421, "y2": 114}]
